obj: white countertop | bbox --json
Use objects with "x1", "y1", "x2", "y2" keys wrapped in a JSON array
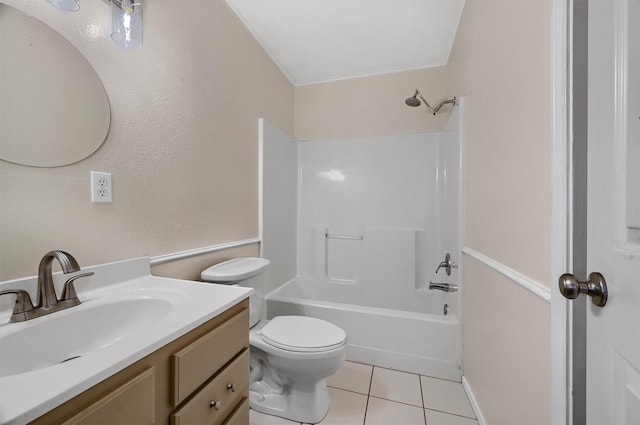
[{"x1": 0, "y1": 257, "x2": 251, "y2": 425}]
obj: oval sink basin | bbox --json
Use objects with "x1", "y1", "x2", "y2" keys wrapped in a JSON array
[{"x1": 0, "y1": 297, "x2": 172, "y2": 377}]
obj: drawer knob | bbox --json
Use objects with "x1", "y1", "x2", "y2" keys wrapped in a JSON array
[
  {"x1": 210, "y1": 400, "x2": 221, "y2": 410},
  {"x1": 227, "y1": 383, "x2": 237, "y2": 392}
]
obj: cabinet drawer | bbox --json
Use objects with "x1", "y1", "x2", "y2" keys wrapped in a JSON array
[
  {"x1": 171, "y1": 307, "x2": 248, "y2": 405},
  {"x1": 223, "y1": 398, "x2": 249, "y2": 425},
  {"x1": 170, "y1": 349, "x2": 249, "y2": 425},
  {"x1": 60, "y1": 367, "x2": 155, "y2": 425}
]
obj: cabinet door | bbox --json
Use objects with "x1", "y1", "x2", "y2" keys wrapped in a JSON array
[{"x1": 60, "y1": 368, "x2": 155, "y2": 425}]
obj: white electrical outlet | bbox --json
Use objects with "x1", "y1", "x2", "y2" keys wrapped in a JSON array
[{"x1": 91, "y1": 171, "x2": 112, "y2": 203}]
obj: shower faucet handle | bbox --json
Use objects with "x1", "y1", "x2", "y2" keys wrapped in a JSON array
[{"x1": 435, "y1": 253, "x2": 457, "y2": 276}]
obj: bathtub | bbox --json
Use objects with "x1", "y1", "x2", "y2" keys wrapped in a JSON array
[{"x1": 265, "y1": 276, "x2": 462, "y2": 381}]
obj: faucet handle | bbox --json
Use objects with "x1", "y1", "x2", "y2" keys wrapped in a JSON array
[
  {"x1": 0, "y1": 289, "x2": 35, "y2": 323},
  {"x1": 435, "y1": 262, "x2": 448, "y2": 275},
  {"x1": 435, "y1": 253, "x2": 458, "y2": 276},
  {"x1": 60, "y1": 272, "x2": 94, "y2": 302}
]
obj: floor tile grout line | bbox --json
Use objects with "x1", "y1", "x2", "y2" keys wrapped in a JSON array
[
  {"x1": 327, "y1": 385, "x2": 369, "y2": 396},
  {"x1": 361, "y1": 361, "x2": 462, "y2": 385},
  {"x1": 367, "y1": 395, "x2": 426, "y2": 409},
  {"x1": 419, "y1": 373, "x2": 466, "y2": 385},
  {"x1": 424, "y1": 407, "x2": 477, "y2": 420},
  {"x1": 361, "y1": 365, "x2": 375, "y2": 425},
  {"x1": 419, "y1": 373, "x2": 427, "y2": 425},
  {"x1": 328, "y1": 383, "x2": 425, "y2": 409}
]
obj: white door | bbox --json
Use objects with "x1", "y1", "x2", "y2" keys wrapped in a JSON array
[{"x1": 562, "y1": 0, "x2": 640, "y2": 423}]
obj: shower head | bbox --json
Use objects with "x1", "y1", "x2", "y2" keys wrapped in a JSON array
[
  {"x1": 404, "y1": 89, "x2": 457, "y2": 116},
  {"x1": 405, "y1": 90, "x2": 422, "y2": 107}
]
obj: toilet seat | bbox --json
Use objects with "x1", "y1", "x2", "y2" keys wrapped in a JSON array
[{"x1": 260, "y1": 316, "x2": 346, "y2": 353}]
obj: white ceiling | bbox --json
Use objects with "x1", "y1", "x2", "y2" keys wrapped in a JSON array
[{"x1": 225, "y1": 0, "x2": 466, "y2": 86}]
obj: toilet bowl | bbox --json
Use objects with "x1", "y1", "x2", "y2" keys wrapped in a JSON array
[{"x1": 201, "y1": 257, "x2": 347, "y2": 424}]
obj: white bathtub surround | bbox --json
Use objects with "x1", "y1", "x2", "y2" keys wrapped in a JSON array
[
  {"x1": 296, "y1": 132, "x2": 442, "y2": 284},
  {"x1": 300, "y1": 226, "x2": 455, "y2": 313},
  {"x1": 260, "y1": 101, "x2": 464, "y2": 382},
  {"x1": 259, "y1": 119, "x2": 298, "y2": 293}
]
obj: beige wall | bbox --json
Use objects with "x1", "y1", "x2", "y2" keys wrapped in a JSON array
[
  {"x1": 463, "y1": 258, "x2": 550, "y2": 425},
  {"x1": 294, "y1": 67, "x2": 450, "y2": 141},
  {"x1": 0, "y1": 0, "x2": 293, "y2": 281},
  {"x1": 448, "y1": 0, "x2": 552, "y2": 423},
  {"x1": 449, "y1": 0, "x2": 552, "y2": 285}
]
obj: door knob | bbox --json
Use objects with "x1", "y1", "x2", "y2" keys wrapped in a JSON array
[{"x1": 559, "y1": 272, "x2": 608, "y2": 307}]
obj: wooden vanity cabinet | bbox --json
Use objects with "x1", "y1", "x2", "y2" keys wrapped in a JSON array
[
  {"x1": 29, "y1": 299, "x2": 249, "y2": 425},
  {"x1": 58, "y1": 367, "x2": 157, "y2": 425}
]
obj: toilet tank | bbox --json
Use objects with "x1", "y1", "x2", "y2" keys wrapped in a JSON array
[{"x1": 201, "y1": 257, "x2": 270, "y2": 327}]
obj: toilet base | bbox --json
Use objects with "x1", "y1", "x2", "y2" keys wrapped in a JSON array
[
  {"x1": 249, "y1": 349, "x2": 332, "y2": 424},
  {"x1": 249, "y1": 379, "x2": 330, "y2": 424}
]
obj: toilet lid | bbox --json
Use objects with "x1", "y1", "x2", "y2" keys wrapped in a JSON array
[{"x1": 260, "y1": 316, "x2": 346, "y2": 353}]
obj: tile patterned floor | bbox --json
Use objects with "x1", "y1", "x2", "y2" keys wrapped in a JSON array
[{"x1": 249, "y1": 361, "x2": 479, "y2": 425}]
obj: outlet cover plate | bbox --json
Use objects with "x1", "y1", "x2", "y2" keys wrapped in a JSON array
[{"x1": 91, "y1": 171, "x2": 112, "y2": 203}]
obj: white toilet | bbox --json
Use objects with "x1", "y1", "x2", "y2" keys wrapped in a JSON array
[{"x1": 201, "y1": 257, "x2": 346, "y2": 424}]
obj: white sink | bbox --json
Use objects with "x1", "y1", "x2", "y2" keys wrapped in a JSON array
[
  {"x1": 0, "y1": 297, "x2": 172, "y2": 377},
  {"x1": 0, "y1": 257, "x2": 252, "y2": 425}
]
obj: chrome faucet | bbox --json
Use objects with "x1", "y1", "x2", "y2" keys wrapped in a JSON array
[
  {"x1": 435, "y1": 253, "x2": 458, "y2": 276},
  {"x1": 38, "y1": 250, "x2": 81, "y2": 309},
  {"x1": 429, "y1": 282, "x2": 459, "y2": 292},
  {"x1": 0, "y1": 250, "x2": 93, "y2": 323}
]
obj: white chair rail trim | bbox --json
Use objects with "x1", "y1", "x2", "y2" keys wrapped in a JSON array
[
  {"x1": 462, "y1": 247, "x2": 551, "y2": 303},
  {"x1": 149, "y1": 238, "x2": 261, "y2": 266}
]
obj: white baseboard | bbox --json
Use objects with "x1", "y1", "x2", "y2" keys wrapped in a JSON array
[{"x1": 462, "y1": 376, "x2": 487, "y2": 425}]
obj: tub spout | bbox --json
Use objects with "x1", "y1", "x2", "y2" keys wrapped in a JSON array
[{"x1": 429, "y1": 282, "x2": 458, "y2": 292}]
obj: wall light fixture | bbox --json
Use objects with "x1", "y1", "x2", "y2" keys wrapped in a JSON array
[
  {"x1": 43, "y1": 0, "x2": 144, "y2": 49},
  {"x1": 44, "y1": 0, "x2": 79, "y2": 12},
  {"x1": 110, "y1": 0, "x2": 143, "y2": 49}
]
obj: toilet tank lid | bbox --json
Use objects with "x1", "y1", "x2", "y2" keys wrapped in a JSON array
[{"x1": 201, "y1": 257, "x2": 270, "y2": 282}]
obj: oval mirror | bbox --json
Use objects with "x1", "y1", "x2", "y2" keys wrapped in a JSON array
[{"x1": 0, "y1": 3, "x2": 111, "y2": 167}]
